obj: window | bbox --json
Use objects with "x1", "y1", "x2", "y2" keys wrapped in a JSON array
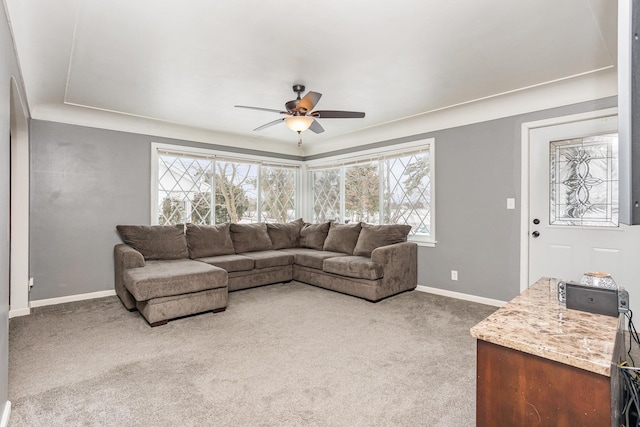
[
  {"x1": 215, "y1": 159, "x2": 258, "y2": 223},
  {"x1": 311, "y1": 167, "x2": 341, "y2": 223},
  {"x1": 260, "y1": 165, "x2": 298, "y2": 223},
  {"x1": 153, "y1": 141, "x2": 434, "y2": 242},
  {"x1": 345, "y1": 162, "x2": 380, "y2": 223},
  {"x1": 157, "y1": 153, "x2": 214, "y2": 225},
  {"x1": 153, "y1": 145, "x2": 301, "y2": 225},
  {"x1": 307, "y1": 140, "x2": 434, "y2": 242},
  {"x1": 382, "y1": 151, "x2": 431, "y2": 235}
]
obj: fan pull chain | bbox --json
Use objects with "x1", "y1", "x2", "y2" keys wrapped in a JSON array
[{"x1": 297, "y1": 131, "x2": 302, "y2": 147}]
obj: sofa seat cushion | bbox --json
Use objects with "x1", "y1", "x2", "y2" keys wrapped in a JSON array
[
  {"x1": 239, "y1": 250, "x2": 294, "y2": 269},
  {"x1": 280, "y1": 248, "x2": 347, "y2": 270},
  {"x1": 195, "y1": 254, "x2": 254, "y2": 272},
  {"x1": 322, "y1": 256, "x2": 384, "y2": 280},
  {"x1": 123, "y1": 259, "x2": 227, "y2": 301}
]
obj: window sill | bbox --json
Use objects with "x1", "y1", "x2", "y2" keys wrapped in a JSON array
[{"x1": 408, "y1": 237, "x2": 436, "y2": 248}]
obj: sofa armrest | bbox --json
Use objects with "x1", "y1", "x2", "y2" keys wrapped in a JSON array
[
  {"x1": 115, "y1": 243, "x2": 145, "y2": 269},
  {"x1": 114, "y1": 243, "x2": 145, "y2": 310},
  {"x1": 371, "y1": 241, "x2": 418, "y2": 293}
]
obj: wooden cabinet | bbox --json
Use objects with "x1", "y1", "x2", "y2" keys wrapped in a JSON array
[
  {"x1": 476, "y1": 340, "x2": 614, "y2": 427},
  {"x1": 471, "y1": 278, "x2": 625, "y2": 427}
]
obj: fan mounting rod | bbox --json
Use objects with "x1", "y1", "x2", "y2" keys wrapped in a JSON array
[{"x1": 292, "y1": 84, "x2": 305, "y2": 98}]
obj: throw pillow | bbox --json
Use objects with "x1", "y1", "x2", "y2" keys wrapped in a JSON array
[
  {"x1": 323, "y1": 222, "x2": 362, "y2": 254},
  {"x1": 229, "y1": 222, "x2": 273, "y2": 253},
  {"x1": 185, "y1": 223, "x2": 235, "y2": 259},
  {"x1": 116, "y1": 225, "x2": 189, "y2": 260},
  {"x1": 353, "y1": 223, "x2": 412, "y2": 257},
  {"x1": 266, "y1": 218, "x2": 304, "y2": 249},
  {"x1": 299, "y1": 222, "x2": 331, "y2": 250}
]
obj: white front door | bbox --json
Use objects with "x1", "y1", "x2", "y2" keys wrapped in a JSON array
[{"x1": 528, "y1": 114, "x2": 640, "y2": 294}]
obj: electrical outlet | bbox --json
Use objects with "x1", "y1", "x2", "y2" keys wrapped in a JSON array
[
  {"x1": 29, "y1": 277, "x2": 34, "y2": 289},
  {"x1": 451, "y1": 270, "x2": 458, "y2": 281}
]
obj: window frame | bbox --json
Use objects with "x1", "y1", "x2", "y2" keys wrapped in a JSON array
[
  {"x1": 151, "y1": 140, "x2": 435, "y2": 245},
  {"x1": 151, "y1": 143, "x2": 304, "y2": 225},
  {"x1": 305, "y1": 138, "x2": 436, "y2": 246}
]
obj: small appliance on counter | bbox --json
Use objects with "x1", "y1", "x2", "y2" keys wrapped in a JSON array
[{"x1": 557, "y1": 272, "x2": 629, "y2": 317}]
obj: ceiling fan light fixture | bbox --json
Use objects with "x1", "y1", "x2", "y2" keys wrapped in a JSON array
[{"x1": 285, "y1": 116, "x2": 313, "y2": 133}]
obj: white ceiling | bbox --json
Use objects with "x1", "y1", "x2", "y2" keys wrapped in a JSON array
[{"x1": 5, "y1": 0, "x2": 618, "y2": 155}]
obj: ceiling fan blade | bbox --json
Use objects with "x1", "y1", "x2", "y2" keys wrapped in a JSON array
[
  {"x1": 253, "y1": 118, "x2": 285, "y2": 131},
  {"x1": 235, "y1": 105, "x2": 287, "y2": 114},
  {"x1": 309, "y1": 119, "x2": 325, "y2": 134},
  {"x1": 297, "y1": 91, "x2": 322, "y2": 113},
  {"x1": 312, "y1": 110, "x2": 365, "y2": 118}
]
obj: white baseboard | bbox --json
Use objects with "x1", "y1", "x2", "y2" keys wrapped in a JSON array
[
  {"x1": 0, "y1": 401, "x2": 11, "y2": 427},
  {"x1": 416, "y1": 285, "x2": 507, "y2": 307},
  {"x1": 8, "y1": 307, "x2": 30, "y2": 318},
  {"x1": 30, "y1": 290, "x2": 116, "y2": 308}
]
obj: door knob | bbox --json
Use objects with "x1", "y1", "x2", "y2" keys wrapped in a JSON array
[
  {"x1": 532, "y1": 231, "x2": 540, "y2": 238},
  {"x1": 533, "y1": 218, "x2": 540, "y2": 225}
]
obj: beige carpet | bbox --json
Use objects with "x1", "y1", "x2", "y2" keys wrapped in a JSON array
[{"x1": 8, "y1": 282, "x2": 496, "y2": 426}]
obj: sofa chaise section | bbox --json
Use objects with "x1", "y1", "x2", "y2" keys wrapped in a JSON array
[
  {"x1": 114, "y1": 225, "x2": 228, "y2": 326},
  {"x1": 123, "y1": 259, "x2": 227, "y2": 326}
]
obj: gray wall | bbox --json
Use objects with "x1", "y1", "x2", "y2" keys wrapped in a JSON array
[
  {"x1": 30, "y1": 123, "x2": 151, "y2": 299},
  {"x1": 29, "y1": 122, "x2": 303, "y2": 300},
  {"x1": 418, "y1": 98, "x2": 616, "y2": 302},
  {"x1": 30, "y1": 98, "x2": 616, "y2": 303},
  {"x1": 308, "y1": 97, "x2": 617, "y2": 302},
  {"x1": 2, "y1": 1, "x2": 29, "y2": 415}
]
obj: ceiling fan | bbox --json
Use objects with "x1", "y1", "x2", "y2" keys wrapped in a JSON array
[{"x1": 235, "y1": 84, "x2": 365, "y2": 146}]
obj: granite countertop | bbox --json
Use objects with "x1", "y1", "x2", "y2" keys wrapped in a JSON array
[{"x1": 470, "y1": 277, "x2": 620, "y2": 377}]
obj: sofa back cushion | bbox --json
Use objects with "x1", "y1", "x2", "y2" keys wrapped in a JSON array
[
  {"x1": 299, "y1": 222, "x2": 331, "y2": 250},
  {"x1": 185, "y1": 223, "x2": 235, "y2": 259},
  {"x1": 266, "y1": 218, "x2": 304, "y2": 249},
  {"x1": 229, "y1": 222, "x2": 273, "y2": 253},
  {"x1": 323, "y1": 222, "x2": 362, "y2": 254},
  {"x1": 116, "y1": 225, "x2": 189, "y2": 260},
  {"x1": 353, "y1": 223, "x2": 412, "y2": 257}
]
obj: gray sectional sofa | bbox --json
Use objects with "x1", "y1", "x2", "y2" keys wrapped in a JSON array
[{"x1": 114, "y1": 219, "x2": 418, "y2": 326}]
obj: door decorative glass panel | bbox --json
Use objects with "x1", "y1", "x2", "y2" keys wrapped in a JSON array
[{"x1": 549, "y1": 134, "x2": 618, "y2": 227}]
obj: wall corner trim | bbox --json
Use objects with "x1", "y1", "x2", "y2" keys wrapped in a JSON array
[
  {"x1": 8, "y1": 308, "x2": 30, "y2": 319},
  {"x1": 0, "y1": 401, "x2": 11, "y2": 427},
  {"x1": 30, "y1": 290, "x2": 117, "y2": 309},
  {"x1": 415, "y1": 285, "x2": 507, "y2": 307}
]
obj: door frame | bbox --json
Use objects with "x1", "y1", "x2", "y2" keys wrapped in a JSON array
[
  {"x1": 519, "y1": 107, "x2": 618, "y2": 292},
  {"x1": 9, "y1": 77, "x2": 30, "y2": 317}
]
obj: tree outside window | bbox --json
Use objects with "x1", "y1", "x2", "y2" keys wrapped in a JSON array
[{"x1": 344, "y1": 162, "x2": 379, "y2": 223}]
